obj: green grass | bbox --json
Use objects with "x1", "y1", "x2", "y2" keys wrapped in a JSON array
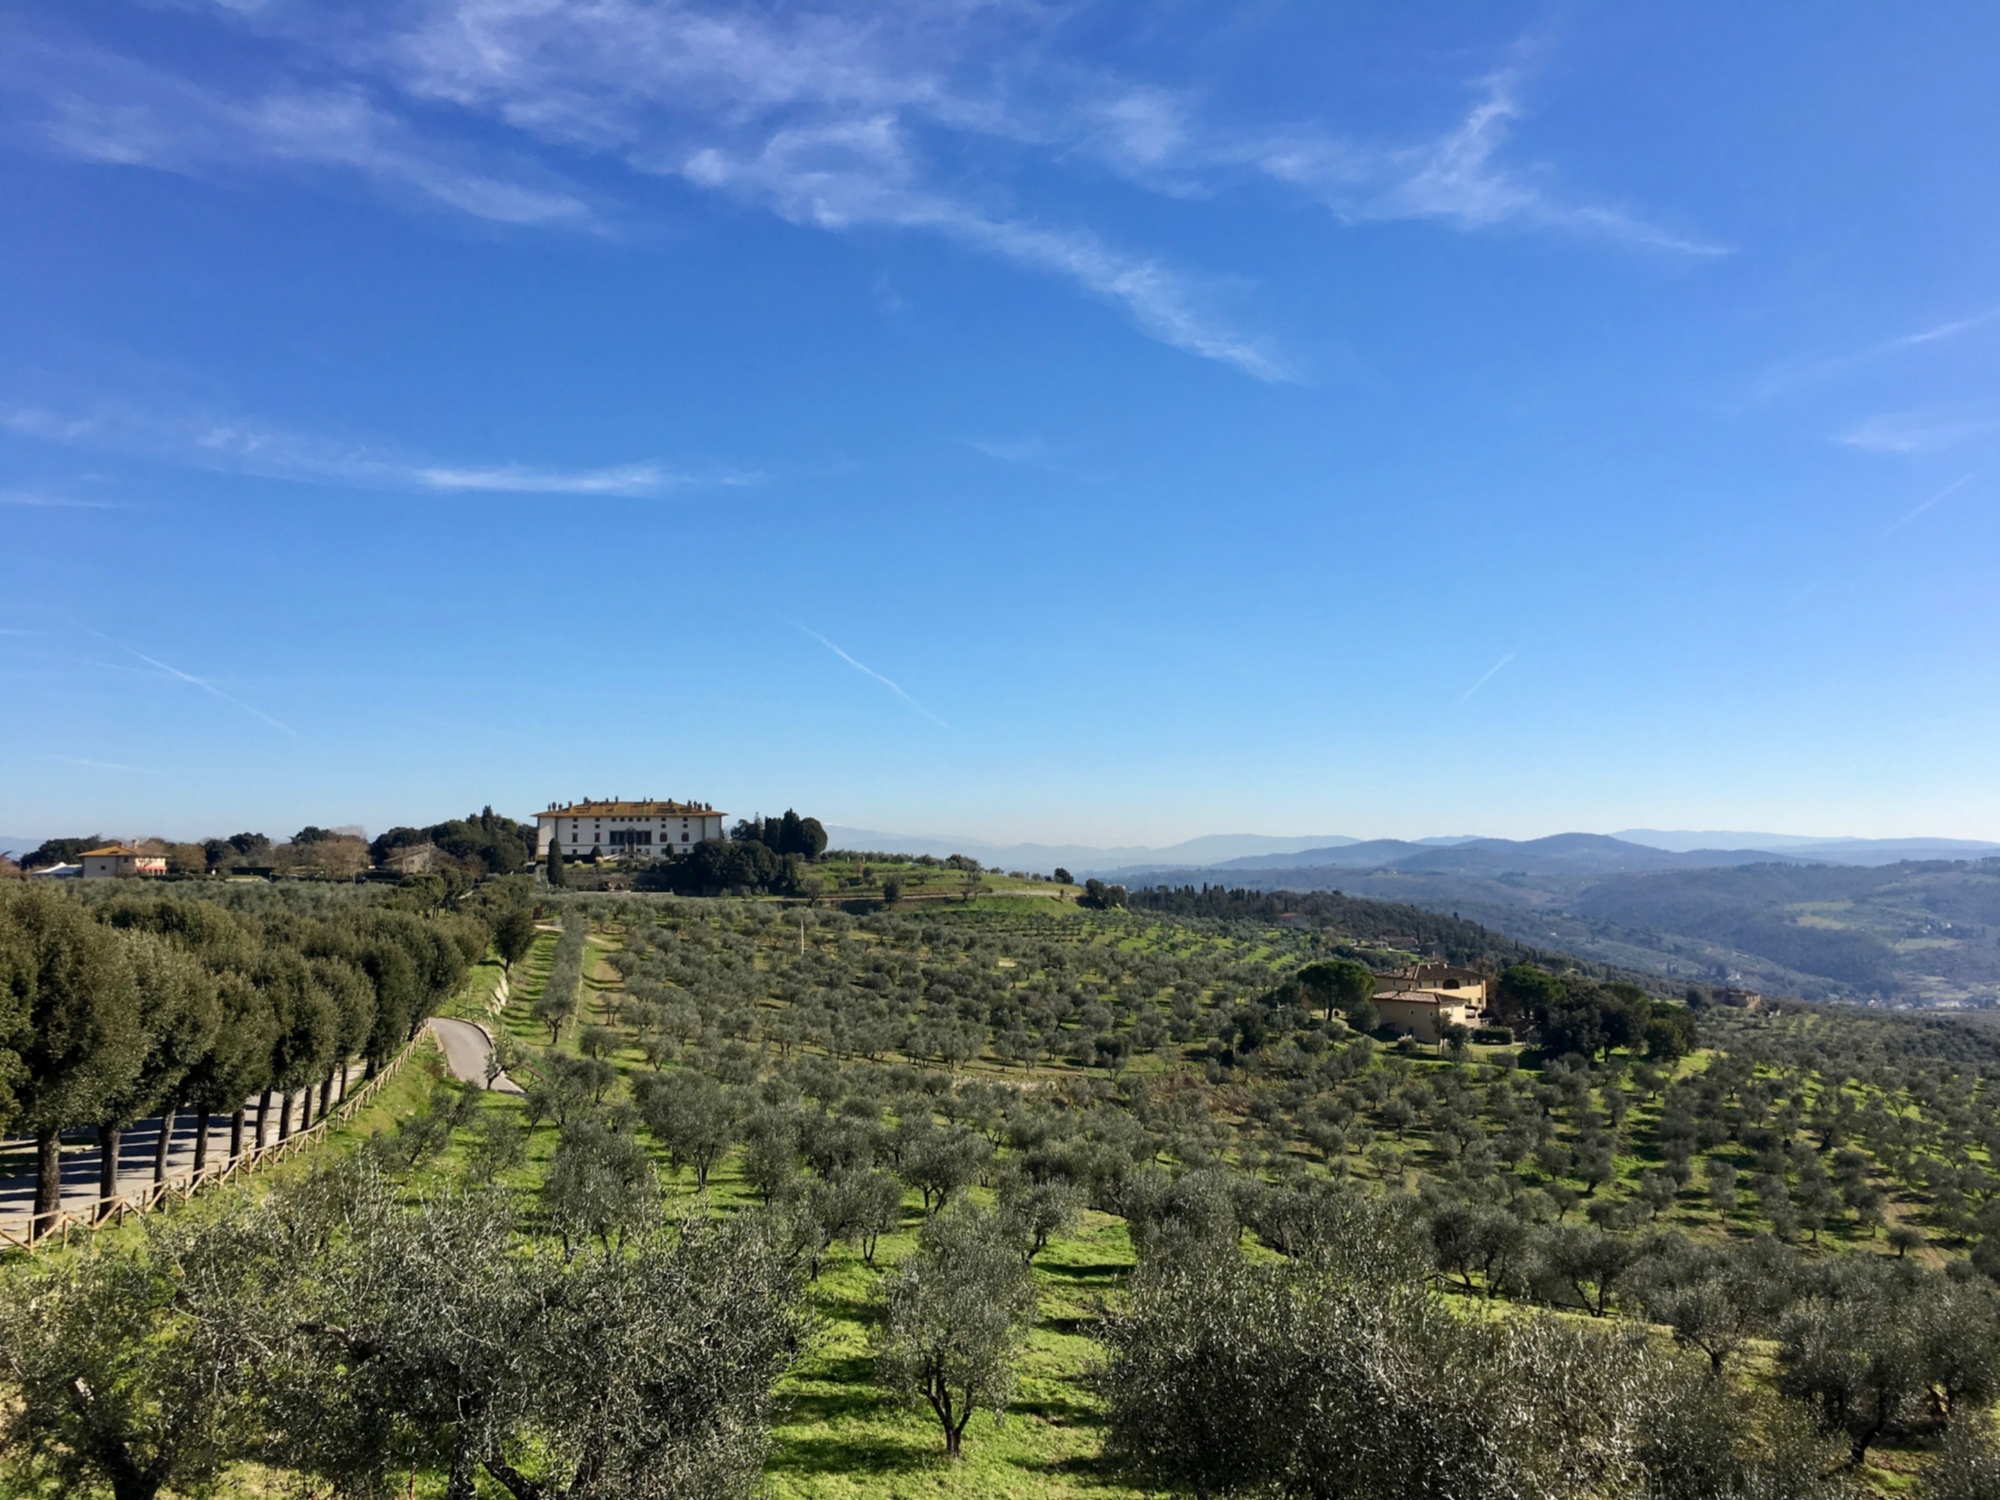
[
  {"x1": 45, "y1": 903, "x2": 1973, "y2": 1497},
  {"x1": 763, "y1": 1208, "x2": 1140, "y2": 1499},
  {"x1": 440, "y1": 957, "x2": 508, "y2": 1021}
]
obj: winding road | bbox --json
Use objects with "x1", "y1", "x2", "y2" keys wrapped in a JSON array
[{"x1": 429, "y1": 1016, "x2": 524, "y2": 1094}]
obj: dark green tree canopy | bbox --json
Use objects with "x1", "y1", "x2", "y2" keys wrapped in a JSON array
[
  {"x1": 17, "y1": 837, "x2": 105, "y2": 871},
  {"x1": 371, "y1": 807, "x2": 534, "y2": 875},
  {"x1": 728, "y1": 810, "x2": 828, "y2": 860},
  {"x1": 641, "y1": 838, "x2": 800, "y2": 897}
]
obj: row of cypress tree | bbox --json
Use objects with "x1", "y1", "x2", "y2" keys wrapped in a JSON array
[{"x1": 0, "y1": 883, "x2": 488, "y2": 1235}]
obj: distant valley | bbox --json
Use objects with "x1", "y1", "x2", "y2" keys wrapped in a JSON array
[
  {"x1": 831, "y1": 826, "x2": 2000, "y2": 1008},
  {"x1": 1098, "y1": 833, "x2": 2000, "y2": 1008}
]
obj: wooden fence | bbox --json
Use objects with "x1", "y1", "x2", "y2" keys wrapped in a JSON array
[{"x1": 0, "y1": 1030, "x2": 430, "y2": 1255}]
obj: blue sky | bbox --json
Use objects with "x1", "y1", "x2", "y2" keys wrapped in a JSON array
[{"x1": 3, "y1": 2, "x2": 1999, "y2": 848}]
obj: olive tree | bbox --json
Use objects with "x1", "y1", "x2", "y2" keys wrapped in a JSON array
[
  {"x1": 634, "y1": 1069, "x2": 735, "y2": 1189},
  {"x1": 267, "y1": 1166, "x2": 810, "y2": 1500},
  {"x1": 1099, "y1": 1235, "x2": 1845, "y2": 1500},
  {"x1": 997, "y1": 1173, "x2": 1084, "y2": 1264},
  {"x1": 874, "y1": 1204, "x2": 1036, "y2": 1458},
  {"x1": 1927, "y1": 1418, "x2": 2000, "y2": 1500},
  {"x1": 0, "y1": 1206, "x2": 271, "y2": 1500},
  {"x1": 543, "y1": 1114, "x2": 660, "y2": 1254}
]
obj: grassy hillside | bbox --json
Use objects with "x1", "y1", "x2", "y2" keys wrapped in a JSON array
[
  {"x1": 457, "y1": 897, "x2": 2000, "y2": 1493},
  {"x1": 16, "y1": 891, "x2": 2000, "y2": 1497}
]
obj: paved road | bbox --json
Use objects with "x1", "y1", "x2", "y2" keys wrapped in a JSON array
[
  {"x1": 0, "y1": 1021, "x2": 519, "y2": 1238},
  {"x1": 429, "y1": 1017, "x2": 523, "y2": 1094},
  {"x1": 0, "y1": 1065, "x2": 363, "y2": 1238}
]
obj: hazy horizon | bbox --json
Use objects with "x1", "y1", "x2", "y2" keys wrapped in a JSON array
[{"x1": 8, "y1": 819, "x2": 1997, "y2": 868}]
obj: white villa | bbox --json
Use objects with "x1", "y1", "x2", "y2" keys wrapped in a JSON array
[{"x1": 534, "y1": 799, "x2": 727, "y2": 860}]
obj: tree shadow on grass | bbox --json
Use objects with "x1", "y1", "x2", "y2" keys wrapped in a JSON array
[
  {"x1": 1037, "y1": 1258, "x2": 1127, "y2": 1286},
  {"x1": 1011, "y1": 1391, "x2": 1102, "y2": 1426},
  {"x1": 766, "y1": 1431, "x2": 937, "y2": 1479},
  {"x1": 771, "y1": 1359, "x2": 933, "y2": 1478},
  {"x1": 782, "y1": 1354, "x2": 885, "y2": 1421},
  {"x1": 1042, "y1": 1312, "x2": 1107, "y2": 1337},
  {"x1": 1033, "y1": 1446, "x2": 1132, "y2": 1488},
  {"x1": 811, "y1": 1289, "x2": 884, "y2": 1327}
]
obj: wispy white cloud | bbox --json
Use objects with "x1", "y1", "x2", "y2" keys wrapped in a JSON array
[
  {"x1": 2, "y1": 23, "x2": 592, "y2": 227},
  {"x1": 1884, "y1": 471, "x2": 1979, "y2": 536},
  {"x1": 2, "y1": 401, "x2": 725, "y2": 496},
  {"x1": 1252, "y1": 71, "x2": 1724, "y2": 256},
  {"x1": 1756, "y1": 307, "x2": 2000, "y2": 399},
  {"x1": 678, "y1": 121, "x2": 1289, "y2": 379},
  {"x1": 416, "y1": 461, "x2": 686, "y2": 495},
  {"x1": 80, "y1": 625, "x2": 296, "y2": 735},
  {"x1": 6, "y1": 6, "x2": 1709, "y2": 379},
  {"x1": 0, "y1": 488, "x2": 127, "y2": 509},
  {"x1": 969, "y1": 437, "x2": 1049, "y2": 465},
  {"x1": 1900, "y1": 309, "x2": 2000, "y2": 348},
  {"x1": 1460, "y1": 651, "x2": 1516, "y2": 701},
  {"x1": 1836, "y1": 410, "x2": 1997, "y2": 456},
  {"x1": 797, "y1": 624, "x2": 949, "y2": 728}
]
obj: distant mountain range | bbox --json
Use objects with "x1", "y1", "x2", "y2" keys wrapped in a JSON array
[
  {"x1": 822, "y1": 828, "x2": 1364, "y2": 870},
  {"x1": 823, "y1": 825, "x2": 2000, "y2": 879},
  {"x1": 1108, "y1": 832, "x2": 2000, "y2": 881},
  {"x1": 1095, "y1": 835, "x2": 2000, "y2": 1010},
  {"x1": 827, "y1": 824, "x2": 2000, "y2": 1007},
  {"x1": 1613, "y1": 829, "x2": 2000, "y2": 857}
]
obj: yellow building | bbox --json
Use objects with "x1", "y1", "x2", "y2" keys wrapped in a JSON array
[
  {"x1": 1371, "y1": 964, "x2": 1489, "y2": 1043},
  {"x1": 1377, "y1": 963, "x2": 1488, "y2": 1006},
  {"x1": 78, "y1": 844, "x2": 167, "y2": 879},
  {"x1": 1373, "y1": 990, "x2": 1483, "y2": 1044}
]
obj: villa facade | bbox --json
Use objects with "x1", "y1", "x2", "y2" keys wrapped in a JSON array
[{"x1": 534, "y1": 799, "x2": 727, "y2": 860}]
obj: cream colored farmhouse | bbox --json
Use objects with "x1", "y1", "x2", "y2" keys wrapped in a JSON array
[
  {"x1": 78, "y1": 844, "x2": 167, "y2": 879},
  {"x1": 1371, "y1": 963, "x2": 1490, "y2": 1043},
  {"x1": 535, "y1": 799, "x2": 727, "y2": 860}
]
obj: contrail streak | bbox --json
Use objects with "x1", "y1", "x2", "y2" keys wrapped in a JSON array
[
  {"x1": 797, "y1": 626, "x2": 950, "y2": 729},
  {"x1": 1884, "y1": 471, "x2": 1977, "y2": 536},
  {"x1": 80, "y1": 625, "x2": 296, "y2": 735},
  {"x1": 1460, "y1": 652, "x2": 1516, "y2": 701}
]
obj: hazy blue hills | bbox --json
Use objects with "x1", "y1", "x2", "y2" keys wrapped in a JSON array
[
  {"x1": 1200, "y1": 833, "x2": 1781, "y2": 876},
  {"x1": 1566, "y1": 862, "x2": 2000, "y2": 1000},
  {"x1": 1117, "y1": 849, "x2": 2000, "y2": 1009},
  {"x1": 1614, "y1": 830, "x2": 2000, "y2": 862},
  {"x1": 811, "y1": 823, "x2": 2000, "y2": 1007},
  {"x1": 1118, "y1": 831, "x2": 2000, "y2": 879},
  {"x1": 821, "y1": 827, "x2": 1359, "y2": 870}
]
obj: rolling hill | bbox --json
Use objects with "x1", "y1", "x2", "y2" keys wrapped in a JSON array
[{"x1": 1118, "y1": 854, "x2": 2000, "y2": 1008}]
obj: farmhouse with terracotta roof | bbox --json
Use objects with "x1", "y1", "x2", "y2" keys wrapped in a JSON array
[
  {"x1": 78, "y1": 844, "x2": 168, "y2": 879},
  {"x1": 1371, "y1": 964, "x2": 1489, "y2": 1044}
]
